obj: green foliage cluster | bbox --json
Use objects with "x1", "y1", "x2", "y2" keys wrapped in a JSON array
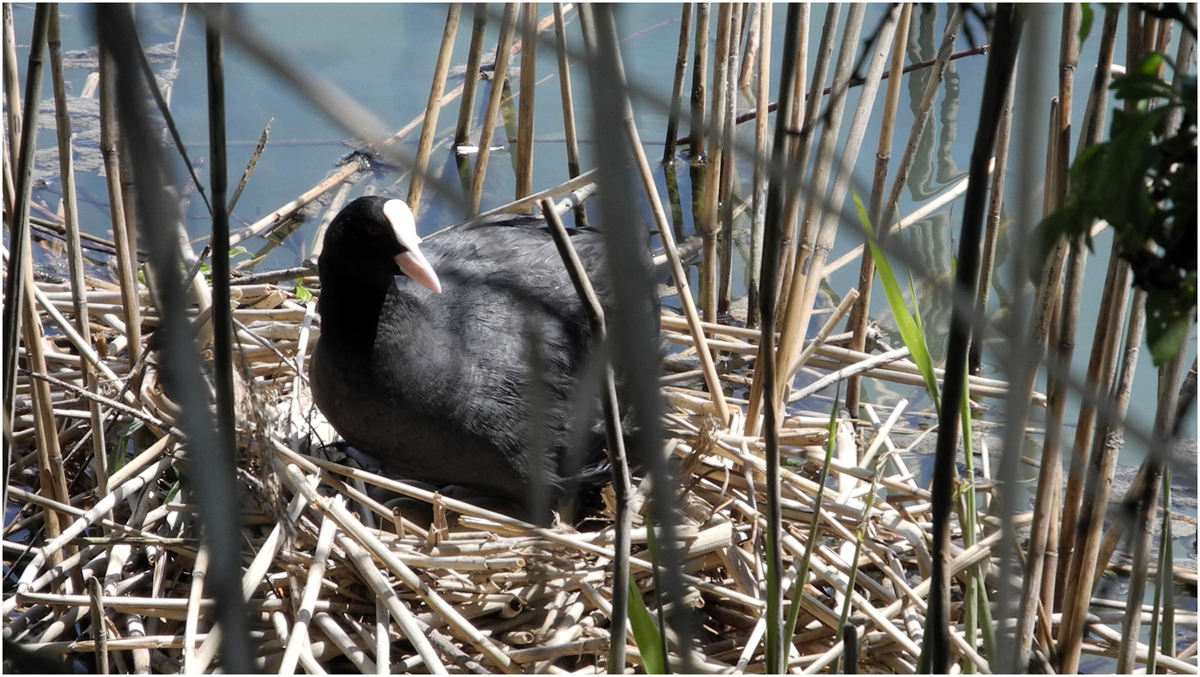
[{"x1": 1038, "y1": 52, "x2": 1197, "y2": 365}]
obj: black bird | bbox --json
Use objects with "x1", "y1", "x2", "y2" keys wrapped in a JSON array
[{"x1": 310, "y1": 195, "x2": 627, "y2": 507}]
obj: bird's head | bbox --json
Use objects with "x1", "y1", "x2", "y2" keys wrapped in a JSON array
[{"x1": 319, "y1": 196, "x2": 442, "y2": 293}]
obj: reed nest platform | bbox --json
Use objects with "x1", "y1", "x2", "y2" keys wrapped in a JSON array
[{"x1": 9, "y1": 260, "x2": 1192, "y2": 675}]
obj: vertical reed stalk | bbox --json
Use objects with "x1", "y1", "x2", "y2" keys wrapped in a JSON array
[
  {"x1": 1015, "y1": 6, "x2": 1080, "y2": 663},
  {"x1": 926, "y1": 7, "x2": 1022, "y2": 672},
  {"x1": 1117, "y1": 341, "x2": 1188, "y2": 672},
  {"x1": 409, "y1": 3, "x2": 461, "y2": 217},
  {"x1": 760, "y1": 9, "x2": 804, "y2": 670},
  {"x1": 551, "y1": 3, "x2": 586, "y2": 227},
  {"x1": 879, "y1": 4, "x2": 963, "y2": 240},
  {"x1": 3, "y1": 3, "x2": 49, "y2": 440},
  {"x1": 1054, "y1": 1, "x2": 1130, "y2": 616},
  {"x1": 775, "y1": 4, "x2": 837, "y2": 316},
  {"x1": 716, "y1": 2, "x2": 742, "y2": 315},
  {"x1": 455, "y1": 3, "x2": 489, "y2": 150},
  {"x1": 96, "y1": 6, "x2": 252, "y2": 669},
  {"x1": 784, "y1": 4, "x2": 894, "y2": 389},
  {"x1": 2, "y1": 3, "x2": 20, "y2": 171},
  {"x1": 663, "y1": 2, "x2": 692, "y2": 164},
  {"x1": 688, "y1": 3, "x2": 710, "y2": 227},
  {"x1": 744, "y1": 3, "x2": 834, "y2": 437},
  {"x1": 701, "y1": 2, "x2": 732, "y2": 322},
  {"x1": 584, "y1": 8, "x2": 694, "y2": 668},
  {"x1": 469, "y1": 3, "x2": 518, "y2": 214},
  {"x1": 1057, "y1": 289, "x2": 1142, "y2": 674},
  {"x1": 746, "y1": 2, "x2": 771, "y2": 329},
  {"x1": 99, "y1": 49, "x2": 143, "y2": 369},
  {"x1": 515, "y1": 3, "x2": 537, "y2": 201},
  {"x1": 738, "y1": 3, "x2": 759, "y2": 92},
  {"x1": 967, "y1": 78, "x2": 1014, "y2": 376},
  {"x1": 48, "y1": 4, "x2": 107, "y2": 496},
  {"x1": 765, "y1": 4, "x2": 867, "y2": 426},
  {"x1": 540, "y1": 198, "x2": 631, "y2": 674},
  {"x1": 847, "y1": 2, "x2": 912, "y2": 417},
  {"x1": 206, "y1": 7, "x2": 238, "y2": 558}
]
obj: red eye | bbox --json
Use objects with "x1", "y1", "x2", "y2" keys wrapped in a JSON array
[{"x1": 366, "y1": 224, "x2": 381, "y2": 236}]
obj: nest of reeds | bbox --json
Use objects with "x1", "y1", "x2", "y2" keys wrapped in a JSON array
[{"x1": 5, "y1": 237, "x2": 1038, "y2": 674}]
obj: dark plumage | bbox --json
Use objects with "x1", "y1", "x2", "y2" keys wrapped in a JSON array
[{"x1": 310, "y1": 196, "x2": 624, "y2": 505}]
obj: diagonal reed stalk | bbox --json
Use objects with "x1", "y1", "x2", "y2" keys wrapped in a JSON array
[
  {"x1": 47, "y1": 4, "x2": 108, "y2": 499},
  {"x1": 775, "y1": 3, "x2": 835, "y2": 317},
  {"x1": 469, "y1": 3, "x2": 518, "y2": 214},
  {"x1": 846, "y1": 1, "x2": 912, "y2": 418},
  {"x1": 541, "y1": 197, "x2": 632, "y2": 673},
  {"x1": 409, "y1": 4, "x2": 461, "y2": 217}
]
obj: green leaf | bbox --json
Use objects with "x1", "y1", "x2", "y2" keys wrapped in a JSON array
[
  {"x1": 229, "y1": 245, "x2": 251, "y2": 258},
  {"x1": 628, "y1": 578, "x2": 667, "y2": 674},
  {"x1": 295, "y1": 280, "x2": 314, "y2": 303},
  {"x1": 855, "y1": 193, "x2": 941, "y2": 409},
  {"x1": 1078, "y1": 4, "x2": 1094, "y2": 47},
  {"x1": 1145, "y1": 291, "x2": 1192, "y2": 366}
]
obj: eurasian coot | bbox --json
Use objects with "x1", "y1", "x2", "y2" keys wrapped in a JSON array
[{"x1": 310, "y1": 195, "x2": 620, "y2": 505}]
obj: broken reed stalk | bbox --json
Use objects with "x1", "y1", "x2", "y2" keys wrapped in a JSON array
[
  {"x1": 716, "y1": 2, "x2": 742, "y2": 316},
  {"x1": 662, "y1": 2, "x2": 692, "y2": 164},
  {"x1": 469, "y1": 3, "x2": 518, "y2": 214},
  {"x1": 746, "y1": 2, "x2": 771, "y2": 329},
  {"x1": 551, "y1": 3, "x2": 587, "y2": 228},
  {"x1": 774, "y1": 3, "x2": 834, "y2": 317},
  {"x1": 1015, "y1": 3, "x2": 1080, "y2": 662},
  {"x1": 926, "y1": 8, "x2": 1022, "y2": 672},
  {"x1": 700, "y1": 2, "x2": 731, "y2": 322},
  {"x1": 48, "y1": 4, "x2": 108, "y2": 496},
  {"x1": 516, "y1": 2, "x2": 537, "y2": 202},
  {"x1": 540, "y1": 197, "x2": 631, "y2": 673},
  {"x1": 846, "y1": 1, "x2": 912, "y2": 418},
  {"x1": 408, "y1": 3, "x2": 461, "y2": 217},
  {"x1": 968, "y1": 78, "x2": 1014, "y2": 376}
]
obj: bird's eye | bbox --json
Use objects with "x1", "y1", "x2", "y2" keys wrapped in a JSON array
[{"x1": 366, "y1": 224, "x2": 381, "y2": 236}]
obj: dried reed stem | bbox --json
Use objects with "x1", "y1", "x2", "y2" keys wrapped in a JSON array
[
  {"x1": 1015, "y1": 5, "x2": 1081, "y2": 663},
  {"x1": 846, "y1": 1, "x2": 911, "y2": 417},
  {"x1": 552, "y1": 3, "x2": 587, "y2": 227},
  {"x1": 516, "y1": 3, "x2": 538, "y2": 201},
  {"x1": 469, "y1": 3, "x2": 519, "y2": 214},
  {"x1": 663, "y1": 2, "x2": 692, "y2": 164},
  {"x1": 409, "y1": 3, "x2": 462, "y2": 217}
]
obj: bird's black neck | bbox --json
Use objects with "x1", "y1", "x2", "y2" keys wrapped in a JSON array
[{"x1": 316, "y1": 272, "x2": 392, "y2": 349}]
